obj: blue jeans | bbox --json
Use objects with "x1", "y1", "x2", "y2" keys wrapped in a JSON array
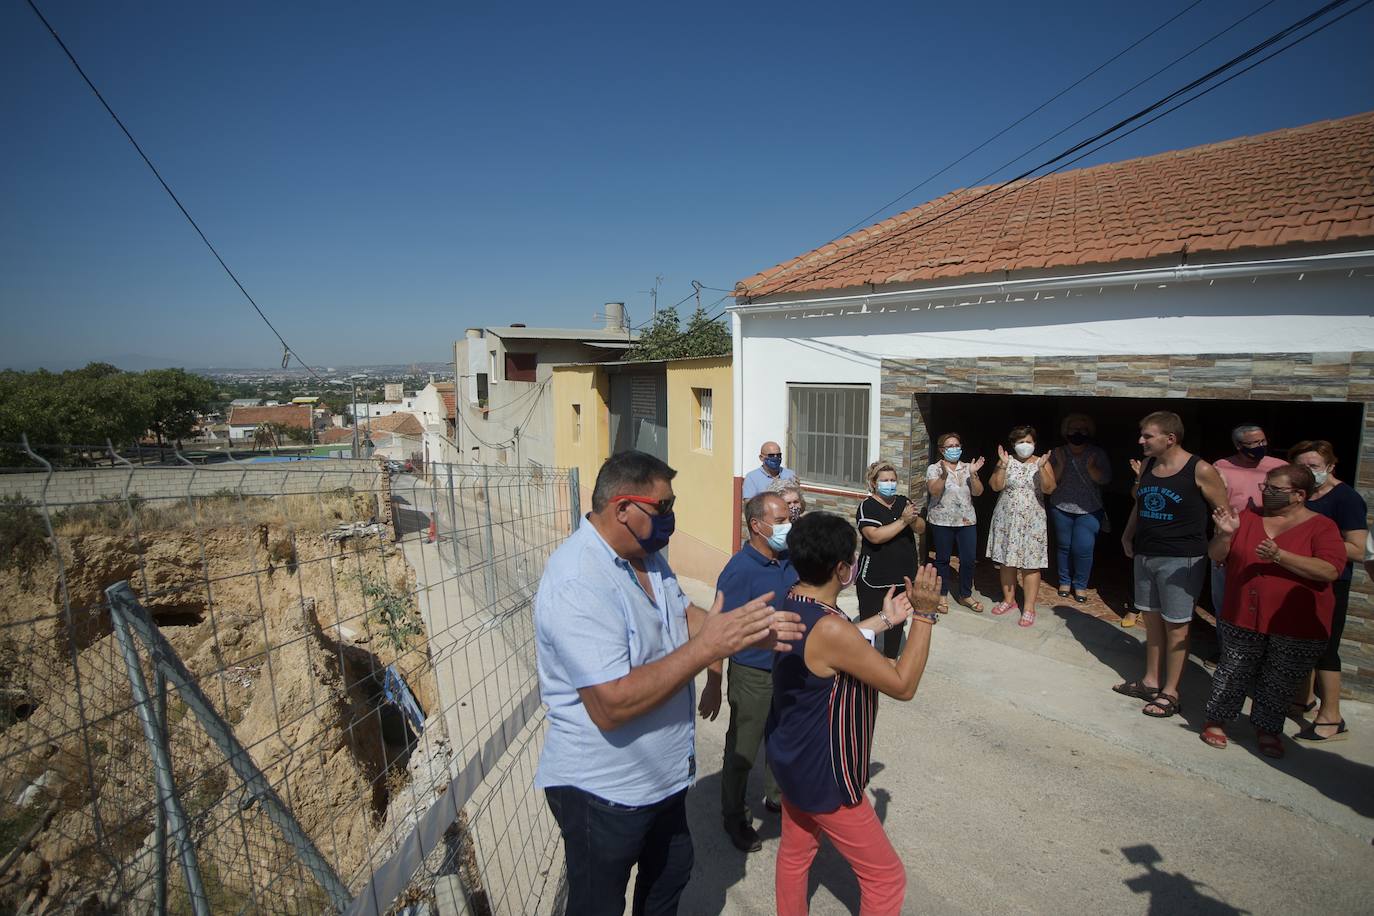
[
  {"x1": 1050, "y1": 507, "x2": 1103, "y2": 591},
  {"x1": 545, "y1": 785, "x2": 693, "y2": 916},
  {"x1": 929, "y1": 524, "x2": 977, "y2": 598}
]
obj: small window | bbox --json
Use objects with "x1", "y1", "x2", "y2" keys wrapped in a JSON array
[
  {"x1": 787, "y1": 384, "x2": 870, "y2": 489},
  {"x1": 694, "y1": 388, "x2": 713, "y2": 452},
  {"x1": 476, "y1": 373, "x2": 489, "y2": 404},
  {"x1": 572, "y1": 403, "x2": 582, "y2": 443},
  {"x1": 505, "y1": 352, "x2": 537, "y2": 383}
]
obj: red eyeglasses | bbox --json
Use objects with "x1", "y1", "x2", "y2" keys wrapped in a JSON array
[{"x1": 616, "y1": 495, "x2": 676, "y2": 515}]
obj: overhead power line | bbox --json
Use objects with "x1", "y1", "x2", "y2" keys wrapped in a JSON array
[
  {"x1": 24, "y1": 0, "x2": 324, "y2": 381},
  {"x1": 834, "y1": 0, "x2": 1210, "y2": 238},
  {"x1": 752, "y1": 0, "x2": 1363, "y2": 300}
]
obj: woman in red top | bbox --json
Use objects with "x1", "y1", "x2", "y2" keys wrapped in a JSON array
[{"x1": 1200, "y1": 464, "x2": 1346, "y2": 758}]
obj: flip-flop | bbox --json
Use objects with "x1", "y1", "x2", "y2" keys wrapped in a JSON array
[
  {"x1": 1200, "y1": 723, "x2": 1228, "y2": 749},
  {"x1": 1142, "y1": 692, "x2": 1181, "y2": 718}
]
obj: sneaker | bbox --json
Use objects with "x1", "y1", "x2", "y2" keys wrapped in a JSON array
[{"x1": 724, "y1": 820, "x2": 762, "y2": 852}]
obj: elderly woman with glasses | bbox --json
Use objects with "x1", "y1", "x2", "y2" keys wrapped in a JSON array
[{"x1": 1200, "y1": 464, "x2": 1346, "y2": 759}]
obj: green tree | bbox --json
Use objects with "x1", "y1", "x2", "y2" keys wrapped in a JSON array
[
  {"x1": 139, "y1": 368, "x2": 218, "y2": 445},
  {"x1": 624, "y1": 306, "x2": 730, "y2": 361}
]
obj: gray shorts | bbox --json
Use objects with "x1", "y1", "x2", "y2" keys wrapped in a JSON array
[{"x1": 1133, "y1": 554, "x2": 1206, "y2": 623}]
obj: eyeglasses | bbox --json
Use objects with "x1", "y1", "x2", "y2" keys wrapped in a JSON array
[
  {"x1": 616, "y1": 494, "x2": 676, "y2": 515},
  {"x1": 1259, "y1": 483, "x2": 1293, "y2": 495},
  {"x1": 762, "y1": 452, "x2": 782, "y2": 459}
]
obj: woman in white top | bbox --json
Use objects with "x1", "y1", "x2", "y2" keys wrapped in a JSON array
[{"x1": 926, "y1": 431, "x2": 986, "y2": 613}]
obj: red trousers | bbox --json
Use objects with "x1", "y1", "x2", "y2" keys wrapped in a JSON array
[{"x1": 776, "y1": 796, "x2": 906, "y2": 915}]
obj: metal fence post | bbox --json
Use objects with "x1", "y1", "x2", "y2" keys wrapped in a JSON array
[
  {"x1": 568, "y1": 467, "x2": 581, "y2": 531},
  {"x1": 104, "y1": 582, "x2": 353, "y2": 912},
  {"x1": 108, "y1": 594, "x2": 209, "y2": 916},
  {"x1": 447, "y1": 462, "x2": 460, "y2": 571},
  {"x1": 481, "y1": 465, "x2": 498, "y2": 606},
  {"x1": 154, "y1": 671, "x2": 169, "y2": 916}
]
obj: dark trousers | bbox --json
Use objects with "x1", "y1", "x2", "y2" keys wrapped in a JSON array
[
  {"x1": 1205, "y1": 622, "x2": 1326, "y2": 733},
  {"x1": 929, "y1": 523, "x2": 976, "y2": 598},
  {"x1": 1317, "y1": 579, "x2": 1351, "y2": 672},
  {"x1": 721, "y1": 661, "x2": 778, "y2": 825},
  {"x1": 545, "y1": 785, "x2": 693, "y2": 916},
  {"x1": 857, "y1": 581, "x2": 906, "y2": 659},
  {"x1": 1050, "y1": 506, "x2": 1103, "y2": 591}
]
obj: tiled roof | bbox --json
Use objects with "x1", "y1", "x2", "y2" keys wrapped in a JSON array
[
  {"x1": 433, "y1": 382, "x2": 456, "y2": 419},
  {"x1": 367, "y1": 413, "x2": 424, "y2": 437},
  {"x1": 227, "y1": 405, "x2": 313, "y2": 429},
  {"x1": 319, "y1": 427, "x2": 354, "y2": 444},
  {"x1": 737, "y1": 112, "x2": 1374, "y2": 300}
]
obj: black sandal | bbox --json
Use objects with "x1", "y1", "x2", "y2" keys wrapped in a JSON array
[
  {"x1": 1112, "y1": 680, "x2": 1157, "y2": 700},
  {"x1": 1143, "y1": 692, "x2": 1181, "y2": 718}
]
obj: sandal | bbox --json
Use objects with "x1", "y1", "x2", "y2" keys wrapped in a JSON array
[
  {"x1": 1287, "y1": 699, "x2": 1316, "y2": 718},
  {"x1": 1120, "y1": 612, "x2": 1138, "y2": 629},
  {"x1": 1200, "y1": 722, "x2": 1228, "y2": 749},
  {"x1": 1295, "y1": 719, "x2": 1348, "y2": 742},
  {"x1": 1142, "y1": 692, "x2": 1181, "y2": 718},
  {"x1": 1257, "y1": 730, "x2": 1285, "y2": 759},
  {"x1": 1018, "y1": 607, "x2": 1036, "y2": 627},
  {"x1": 938, "y1": 601, "x2": 950, "y2": 614},
  {"x1": 991, "y1": 601, "x2": 1018, "y2": 616},
  {"x1": 955, "y1": 595, "x2": 984, "y2": 613},
  {"x1": 1112, "y1": 679, "x2": 1158, "y2": 700}
]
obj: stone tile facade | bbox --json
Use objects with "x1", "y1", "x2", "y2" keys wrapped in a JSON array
[{"x1": 880, "y1": 352, "x2": 1374, "y2": 701}]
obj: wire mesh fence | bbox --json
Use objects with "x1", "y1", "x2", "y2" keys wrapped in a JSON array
[{"x1": 1, "y1": 439, "x2": 576, "y2": 915}]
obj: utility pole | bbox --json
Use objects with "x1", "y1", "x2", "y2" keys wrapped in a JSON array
[{"x1": 350, "y1": 373, "x2": 367, "y2": 458}]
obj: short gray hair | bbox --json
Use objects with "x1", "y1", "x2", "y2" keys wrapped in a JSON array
[
  {"x1": 1231, "y1": 424, "x2": 1265, "y2": 446},
  {"x1": 744, "y1": 492, "x2": 785, "y2": 527}
]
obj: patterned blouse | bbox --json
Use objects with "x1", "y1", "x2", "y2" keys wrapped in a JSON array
[{"x1": 925, "y1": 462, "x2": 977, "y2": 528}]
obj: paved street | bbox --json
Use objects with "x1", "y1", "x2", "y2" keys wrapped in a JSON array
[{"x1": 674, "y1": 578, "x2": 1373, "y2": 916}]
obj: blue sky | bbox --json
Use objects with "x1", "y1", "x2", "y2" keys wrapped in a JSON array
[{"x1": 3, "y1": 0, "x2": 1371, "y2": 371}]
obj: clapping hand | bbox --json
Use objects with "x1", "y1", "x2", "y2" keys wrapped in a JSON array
[
  {"x1": 970, "y1": 456, "x2": 986, "y2": 473},
  {"x1": 1212, "y1": 506, "x2": 1240, "y2": 536},
  {"x1": 1130, "y1": 458, "x2": 1143, "y2": 479},
  {"x1": 996, "y1": 445, "x2": 1010, "y2": 467},
  {"x1": 1255, "y1": 538, "x2": 1281, "y2": 563},
  {"x1": 901, "y1": 502, "x2": 920, "y2": 523},
  {"x1": 1035, "y1": 452, "x2": 1051, "y2": 468},
  {"x1": 903, "y1": 565, "x2": 944, "y2": 615}
]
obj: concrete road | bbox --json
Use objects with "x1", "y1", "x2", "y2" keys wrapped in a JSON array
[{"x1": 672, "y1": 578, "x2": 1373, "y2": 916}]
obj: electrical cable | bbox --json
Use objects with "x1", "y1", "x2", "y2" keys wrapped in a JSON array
[
  {"x1": 747, "y1": 0, "x2": 1359, "y2": 300},
  {"x1": 833, "y1": 0, "x2": 1210, "y2": 238},
  {"x1": 23, "y1": 0, "x2": 324, "y2": 382}
]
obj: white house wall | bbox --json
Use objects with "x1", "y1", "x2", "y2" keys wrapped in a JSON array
[{"x1": 734, "y1": 269, "x2": 1374, "y2": 480}]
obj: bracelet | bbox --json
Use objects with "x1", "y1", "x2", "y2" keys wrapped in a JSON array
[
  {"x1": 909, "y1": 611, "x2": 939, "y2": 626},
  {"x1": 877, "y1": 611, "x2": 894, "y2": 630}
]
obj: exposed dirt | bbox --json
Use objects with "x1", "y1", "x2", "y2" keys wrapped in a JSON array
[{"x1": 0, "y1": 492, "x2": 439, "y2": 914}]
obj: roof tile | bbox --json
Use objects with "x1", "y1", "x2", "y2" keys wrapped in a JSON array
[{"x1": 738, "y1": 112, "x2": 1374, "y2": 298}]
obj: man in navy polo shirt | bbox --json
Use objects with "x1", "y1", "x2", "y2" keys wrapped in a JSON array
[{"x1": 711, "y1": 492, "x2": 800, "y2": 852}]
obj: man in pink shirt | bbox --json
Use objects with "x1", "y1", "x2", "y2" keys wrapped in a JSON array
[{"x1": 1211, "y1": 424, "x2": 1286, "y2": 648}]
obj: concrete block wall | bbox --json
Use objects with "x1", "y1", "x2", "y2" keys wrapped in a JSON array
[{"x1": 1, "y1": 459, "x2": 383, "y2": 507}]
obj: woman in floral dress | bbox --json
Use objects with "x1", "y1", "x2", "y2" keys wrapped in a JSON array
[{"x1": 988, "y1": 425, "x2": 1057, "y2": 626}]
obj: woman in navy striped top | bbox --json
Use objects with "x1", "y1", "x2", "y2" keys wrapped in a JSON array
[{"x1": 766, "y1": 512, "x2": 943, "y2": 915}]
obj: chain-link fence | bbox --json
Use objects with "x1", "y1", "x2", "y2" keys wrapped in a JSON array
[{"x1": 1, "y1": 439, "x2": 576, "y2": 915}]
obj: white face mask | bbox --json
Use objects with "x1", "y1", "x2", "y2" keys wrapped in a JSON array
[
  {"x1": 1311, "y1": 468, "x2": 1330, "y2": 487},
  {"x1": 1013, "y1": 442, "x2": 1035, "y2": 459}
]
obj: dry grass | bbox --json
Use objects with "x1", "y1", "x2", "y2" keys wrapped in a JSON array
[{"x1": 51, "y1": 489, "x2": 377, "y2": 538}]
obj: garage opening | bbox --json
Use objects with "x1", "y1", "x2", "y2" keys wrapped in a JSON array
[{"x1": 918, "y1": 393, "x2": 1364, "y2": 615}]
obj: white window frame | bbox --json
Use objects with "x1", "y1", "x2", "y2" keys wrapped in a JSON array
[
  {"x1": 572, "y1": 403, "x2": 582, "y2": 444},
  {"x1": 694, "y1": 388, "x2": 713, "y2": 452}
]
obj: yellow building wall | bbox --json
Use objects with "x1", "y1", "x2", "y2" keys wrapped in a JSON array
[
  {"x1": 552, "y1": 366, "x2": 609, "y2": 514},
  {"x1": 665, "y1": 357, "x2": 734, "y2": 584}
]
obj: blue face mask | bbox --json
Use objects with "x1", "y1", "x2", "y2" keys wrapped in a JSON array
[
  {"x1": 876, "y1": 481, "x2": 898, "y2": 498},
  {"x1": 628, "y1": 504, "x2": 676, "y2": 554},
  {"x1": 942, "y1": 446, "x2": 962, "y2": 462},
  {"x1": 764, "y1": 521, "x2": 791, "y2": 553},
  {"x1": 763, "y1": 455, "x2": 783, "y2": 472}
]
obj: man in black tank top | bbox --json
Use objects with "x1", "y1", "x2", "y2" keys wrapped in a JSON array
[{"x1": 1114, "y1": 411, "x2": 1229, "y2": 719}]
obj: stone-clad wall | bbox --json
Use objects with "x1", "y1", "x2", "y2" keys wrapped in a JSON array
[{"x1": 880, "y1": 351, "x2": 1374, "y2": 700}]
